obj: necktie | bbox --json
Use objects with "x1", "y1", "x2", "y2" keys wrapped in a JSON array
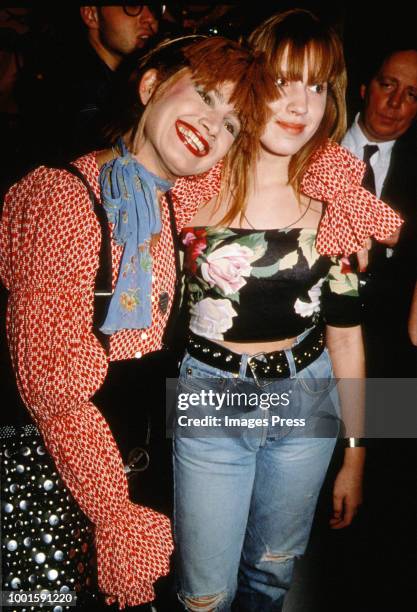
[
  {"x1": 362, "y1": 144, "x2": 379, "y2": 195},
  {"x1": 361, "y1": 145, "x2": 382, "y2": 285}
]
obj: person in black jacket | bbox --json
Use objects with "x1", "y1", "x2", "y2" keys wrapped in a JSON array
[
  {"x1": 59, "y1": 5, "x2": 160, "y2": 159},
  {"x1": 12, "y1": 5, "x2": 160, "y2": 171},
  {"x1": 342, "y1": 48, "x2": 417, "y2": 376}
]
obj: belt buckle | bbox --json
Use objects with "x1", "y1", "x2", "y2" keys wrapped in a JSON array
[{"x1": 247, "y1": 352, "x2": 268, "y2": 386}]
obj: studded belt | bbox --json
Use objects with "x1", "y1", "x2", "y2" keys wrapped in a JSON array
[{"x1": 187, "y1": 327, "x2": 325, "y2": 381}]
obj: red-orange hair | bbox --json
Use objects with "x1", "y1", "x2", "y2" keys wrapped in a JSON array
[
  {"x1": 217, "y1": 9, "x2": 347, "y2": 226},
  {"x1": 106, "y1": 35, "x2": 276, "y2": 197}
]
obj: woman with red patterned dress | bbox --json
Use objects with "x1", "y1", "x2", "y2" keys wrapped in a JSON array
[{"x1": 0, "y1": 36, "x2": 275, "y2": 609}]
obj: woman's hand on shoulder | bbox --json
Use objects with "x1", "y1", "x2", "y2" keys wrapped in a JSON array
[
  {"x1": 355, "y1": 238, "x2": 372, "y2": 272},
  {"x1": 353, "y1": 227, "x2": 400, "y2": 273}
]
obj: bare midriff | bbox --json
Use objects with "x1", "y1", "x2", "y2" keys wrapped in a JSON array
[{"x1": 215, "y1": 336, "x2": 298, "y2": 355}]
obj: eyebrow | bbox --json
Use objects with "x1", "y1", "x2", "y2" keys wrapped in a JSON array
[
  {"x1": 377, "y1": 74, "x2": 398, "y2": 82},
  {"x1": 213, "y1": 88, "x2": 240, "y2": 121},
  {"x1": 213, "y1": 88, "x2": 225, "y2": 104},
  {"x1": 378, "y1": 74, "x2": 417, "y2": 91}
]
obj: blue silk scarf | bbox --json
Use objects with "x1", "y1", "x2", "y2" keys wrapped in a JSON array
[{"x1": 99, "y1": 140, "x2": 172, "y2": 334}]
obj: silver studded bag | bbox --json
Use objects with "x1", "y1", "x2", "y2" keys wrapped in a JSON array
[{"x1": 1, "y1": 424, "x2": 100, "y2": 611}]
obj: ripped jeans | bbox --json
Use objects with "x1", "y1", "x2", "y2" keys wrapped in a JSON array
[{"x1": 173, "y1": 329, "x2": 339, "y2": 611}]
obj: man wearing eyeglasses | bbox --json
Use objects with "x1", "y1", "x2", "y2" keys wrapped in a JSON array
[{"x1": 80, "y1": 5, "x2": 159, "y2": 71}]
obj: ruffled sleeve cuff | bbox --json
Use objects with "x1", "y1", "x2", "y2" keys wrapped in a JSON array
[{"x1": 95, "y1": 502, "x2": 173, "y2": 609}]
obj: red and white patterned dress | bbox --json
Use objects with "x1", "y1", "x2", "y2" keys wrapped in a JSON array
[{"x1": 0, "y1": 152, "x2": 221, "y2": 608}]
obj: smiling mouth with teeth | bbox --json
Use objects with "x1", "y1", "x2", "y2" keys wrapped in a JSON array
[{"x1": 175, "y1": 120, "x2": 210, "y2": 157}]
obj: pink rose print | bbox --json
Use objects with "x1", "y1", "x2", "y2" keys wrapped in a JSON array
[
  {"x1": 189, "y1": 297, "x2": 237, "y2": 340},
  {"x1": 200, "y1": 243, "x2": 253, "y2": 295}
]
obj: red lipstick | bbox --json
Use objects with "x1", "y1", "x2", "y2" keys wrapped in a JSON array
[{"x1": 175, "y1": 120, "x2": 210, "y2": 157}]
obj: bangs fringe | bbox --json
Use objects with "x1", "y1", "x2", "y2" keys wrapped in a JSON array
[{"x1": 278, "y1": 37, "x2": 345, "y2": 86}]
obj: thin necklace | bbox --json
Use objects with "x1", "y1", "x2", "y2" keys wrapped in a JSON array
[{"x1": 243, "y1": 197, "x2": 312, "y2": 231}]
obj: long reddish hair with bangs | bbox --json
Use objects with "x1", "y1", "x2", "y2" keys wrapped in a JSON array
[
  {"x1": 216, "y1": 9, "x2": 347, "y2": 226},
  {"x1": 248, "y1": 9, "x2": 347, "y2": 194}
]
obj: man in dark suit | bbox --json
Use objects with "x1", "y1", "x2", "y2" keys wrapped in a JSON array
[{"x1": 343, "y1": 48, "x2": 417, "y2": 377}]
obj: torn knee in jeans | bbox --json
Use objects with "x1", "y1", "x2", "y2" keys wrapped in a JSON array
[
  {"x1": 261, "y1": 549, "x2": 295, "y2": 563},
  {"x1": 179, "y1": 591, "x2": 226, "y2": 611}
]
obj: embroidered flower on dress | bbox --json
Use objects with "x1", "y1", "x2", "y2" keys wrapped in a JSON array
[
  {"x1": 189, "y1": 297, "x2": 237, "y2": 340},
  {"x1": 122, "y1": 255, "x2": 138, "y2": 278},
  {"x1": 120, "y1": 289, "x2": 140, "y2": 312},
  {"x1": 139, "y1": 250, "x2": 152, "y2": 273}
]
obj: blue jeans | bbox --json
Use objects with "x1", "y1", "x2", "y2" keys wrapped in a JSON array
[{"x1": 173, "y1": 330, "x2": 338, "y2": 612}]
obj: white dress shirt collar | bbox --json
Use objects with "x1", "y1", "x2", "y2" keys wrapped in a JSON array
[{"x1": 342, "y1": 114, "x2": 396, "y2": 198}]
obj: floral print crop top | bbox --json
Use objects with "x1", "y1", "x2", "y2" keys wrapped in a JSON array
[{"x1": 181, "y1": 226, "x2": 362, "y2": 342}]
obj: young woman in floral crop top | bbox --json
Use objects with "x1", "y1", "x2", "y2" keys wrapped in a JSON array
[
  {"x1": 172, "y1": 11, "x2": 402, "y2": 612},
  {"x1": 182, "y1": 226, "x2": 361, "y2": 343}
]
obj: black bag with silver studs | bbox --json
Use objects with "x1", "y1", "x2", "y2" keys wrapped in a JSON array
[
  {"x1": 1, "y1": 167, "x2": 183, "y2": 611},
  {"x1": 1, "y1": 423, "x2": 100, "y2": 611}
]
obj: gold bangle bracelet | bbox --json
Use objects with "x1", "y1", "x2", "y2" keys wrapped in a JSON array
[{"x1": 346, "y1": 437, "x2": 365, "y2": 448}]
